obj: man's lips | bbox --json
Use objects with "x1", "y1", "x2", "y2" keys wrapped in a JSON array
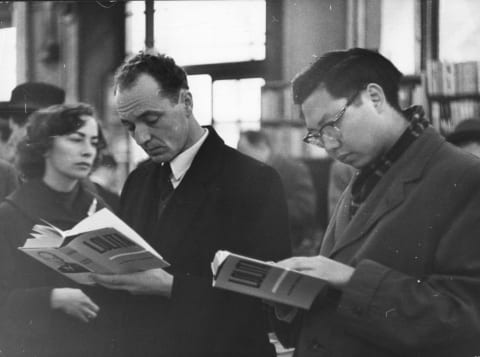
[
  {"x1": 145, "y1": 147, "x2": 165, "y2": 156},
  {"x1": 336, "y1": 153, "x2": 350, "y2": 162}
]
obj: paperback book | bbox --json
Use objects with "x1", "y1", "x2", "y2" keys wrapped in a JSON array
[
  {"x1": 211, "y1": 250, "x2": 327, "y2": 309},
  {"x1": 19, "y1": 208, "x2": 169, "y2": 285}
]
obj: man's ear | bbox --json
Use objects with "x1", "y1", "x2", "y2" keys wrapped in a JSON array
[
  {"x1": 179, "y1": 90, "x2": 193, "y2": 115},
  {"x1": 365, "y1": 83, "x2": 386, "y2": 113}
]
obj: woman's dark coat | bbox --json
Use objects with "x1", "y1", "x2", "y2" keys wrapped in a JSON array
[{"x1": 0, "y1": 179, "x2": 124, "y2": 357}]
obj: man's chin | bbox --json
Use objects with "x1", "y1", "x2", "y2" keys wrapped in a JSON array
[{"x1": 149, "y1": 152, "x2": 173, "y2": 163}]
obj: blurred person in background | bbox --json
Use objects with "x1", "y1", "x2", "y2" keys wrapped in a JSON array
[
  {"x1": 446, "y1": 118, "x2": 480, "y2": 158},
  {"x1": 0, "y1": 117, "x2": 11, "y2": 158},
  {"x1": 238, "y1": 130, "x2": 317, "y2": 255},
  {"x1": 0, "y1": 104, "x2": 123, "y2": 357},
  {"x1": 0, "y1": 157, "x2": 18, "y2": 202},
  {"x1": 0, "y1": 82, "x2": 65, "y2": 164}
]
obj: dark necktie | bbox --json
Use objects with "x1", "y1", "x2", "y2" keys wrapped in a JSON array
[{"x1": 157, "y1": 162, "x2": 174, "y2": 218}]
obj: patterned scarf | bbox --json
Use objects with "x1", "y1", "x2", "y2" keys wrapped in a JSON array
[{"x1": 350, "y1": 106, "x2": 430, "y2": 217}]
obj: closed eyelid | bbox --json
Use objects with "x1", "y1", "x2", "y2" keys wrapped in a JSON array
[{"x1": 141, "y1": 112, "x2": 162, "y2": 122}]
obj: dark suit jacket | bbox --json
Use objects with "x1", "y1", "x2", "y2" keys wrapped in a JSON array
[
  {"x1": 0, "y1": 159, "x2": 18, "y2": 201},
  {"x1": 118, "y1": 128, "x2": 291, "y2": 357},
  {"x1": 288, "y1": 128, "x2": 480, "y2": 356},
  {"x1": 0, "y1": 180, "x2": 124, "y2": 357}
]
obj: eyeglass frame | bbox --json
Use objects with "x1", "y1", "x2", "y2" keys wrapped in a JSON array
[{"x1": 302, "y1": 88, "x2": 363, "y2": 148}]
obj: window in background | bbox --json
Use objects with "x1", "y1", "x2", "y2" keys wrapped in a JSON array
[
  {"x1": 0, "y1": 27, "x2": 16, "y2": 100},
  {"x1": 125, "y1": 0, "x2": 267, "y2": 149},
  {"x1": 188, "y1": 74, "x2": 212, "y2": 126},
  {"x1": 439, "y1": 0, "x2": 480, "y2": 62},
  {"x1": 213, "y1": 78, "x2": 264, "y2": 147},
  {"x1": 126, "y1": 1, "x2": 265, "y2": 66},
  {"x1": 379, "y1": 0, "x2": 416, "y2": 74}
]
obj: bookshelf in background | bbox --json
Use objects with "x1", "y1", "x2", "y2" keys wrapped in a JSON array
[
  {"x1": 399, "y1": 75, "x2": 425, "y2": 110},
  {"x1": 425, "y1": 60, "x2": 480, "y2": 135},
  {"x1": 260, "y1": 81, "x2": 326, "y2": 158}
]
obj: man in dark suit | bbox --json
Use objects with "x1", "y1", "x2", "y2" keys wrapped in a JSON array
[
  {"x1": 273, "y1": 48, "x2": 480, "y2": 356},
  {"x1": 94, "y1": 52, "x2": 291, "y2": 357}
]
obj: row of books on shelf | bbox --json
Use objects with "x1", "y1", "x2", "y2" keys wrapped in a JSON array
[
  {"x1": 426, "y1": 60, "x2": 480, "y2": 96},
  {"x1": 398, "y1": 81, "x2": 425, "y2": 109},
  {"x1": 430, "y1": 100, "x2": 480, "y2": 135},
  {"x1": 261, "y1": 82, "x2": 301, "y2": 122},
  {"x1": 262, "y1": 126, "x2": 326, "y2": 159}
]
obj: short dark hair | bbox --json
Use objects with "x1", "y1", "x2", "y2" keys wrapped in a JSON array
[
  {"x1": 17, "y1": 103, "x2": 106, "y2": 179},
  {"x1": 292, "y1": 48, "x2": 403, "y2": 111},
  {"x1": 114, "y1": 51, "x2": 189, "y2": 102},
  {"x1": 240, "y1": 130, "x2": 271, "y2": 148}
]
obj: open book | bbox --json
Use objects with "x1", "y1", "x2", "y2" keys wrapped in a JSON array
[
  {"x1": 211, "y1": 251, "x2": 327, "y2": 309},
  {"x1": 19, "y1": 208, "x2": 169, "y2": 285}
]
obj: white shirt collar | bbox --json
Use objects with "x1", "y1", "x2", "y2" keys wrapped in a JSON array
[{"x1": 168, "y1": 128, "x2": 209, "y2": 188}]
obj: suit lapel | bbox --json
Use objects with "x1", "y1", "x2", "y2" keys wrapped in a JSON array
[
  {"x1": 320, "y1": 184, "x2": 351, "y2": 255},
  {"x1": 328, "y1": 128, "x2": 444, "y2": 257}
]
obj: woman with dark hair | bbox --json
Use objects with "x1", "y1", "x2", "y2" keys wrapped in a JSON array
[{"x1": 0, "y1": 104, "x2": 122, "y2": 356}]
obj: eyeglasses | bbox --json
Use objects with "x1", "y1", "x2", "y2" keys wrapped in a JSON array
[{"x1": 303, "y1": 89, "x2": 362, "y2": 148}]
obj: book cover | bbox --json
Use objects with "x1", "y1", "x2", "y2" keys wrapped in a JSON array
[
  {"x1": 19, "y1": 208, "x2": 169, "y2": 285},
  {"x1": 211, "y1": 250, "x2": 327, "y2": 309}
]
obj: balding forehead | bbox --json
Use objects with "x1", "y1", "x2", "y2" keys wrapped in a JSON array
[{"x1": 115, "y1": 82, "x2": 161, "y2": 121}]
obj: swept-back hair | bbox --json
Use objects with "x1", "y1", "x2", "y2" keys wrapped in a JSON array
[{"x1": 114, "y1": 51, "x2": 189, "y2": 102}]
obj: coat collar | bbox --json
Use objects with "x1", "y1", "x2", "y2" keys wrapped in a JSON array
[{"x1": 326, "y1": 127, "x2": 445, "y2": 257}]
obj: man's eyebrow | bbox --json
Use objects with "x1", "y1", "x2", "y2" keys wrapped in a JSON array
[{"x1": 138, "y1": 110, "x2": 162, "y2": 119}]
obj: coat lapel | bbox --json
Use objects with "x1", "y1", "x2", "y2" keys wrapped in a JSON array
[
  {"x1": 320, "y1": 183, "x2": 351, "y2": 255},
  {"x1": 328, "y1": 128, "x2": 444, "y2": 257}
]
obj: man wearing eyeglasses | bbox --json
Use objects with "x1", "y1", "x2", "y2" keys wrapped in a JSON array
[{"x1": 273, "y1": 48, "x2": 480, "y2": 356}]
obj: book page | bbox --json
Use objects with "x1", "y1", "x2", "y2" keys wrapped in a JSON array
[
  {"x1": 66, "y1": 208, "x2": 162, "y2": 258},
  {"x1": 64, "y1": 227, "x2": 169, "y2": 274}
]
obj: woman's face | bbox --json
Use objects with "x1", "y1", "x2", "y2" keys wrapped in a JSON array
[{"x1": 43, "y1": 115, "x2": 99, "y2": 190}]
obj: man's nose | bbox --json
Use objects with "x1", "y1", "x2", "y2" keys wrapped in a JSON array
[{"x1": 134, "y1": 124, "x2": 151, "y2": 145}]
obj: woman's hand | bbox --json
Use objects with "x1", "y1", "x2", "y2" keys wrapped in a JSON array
[{"x1": 50, "y1": 288, "x2": 100, "y2": 323}]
